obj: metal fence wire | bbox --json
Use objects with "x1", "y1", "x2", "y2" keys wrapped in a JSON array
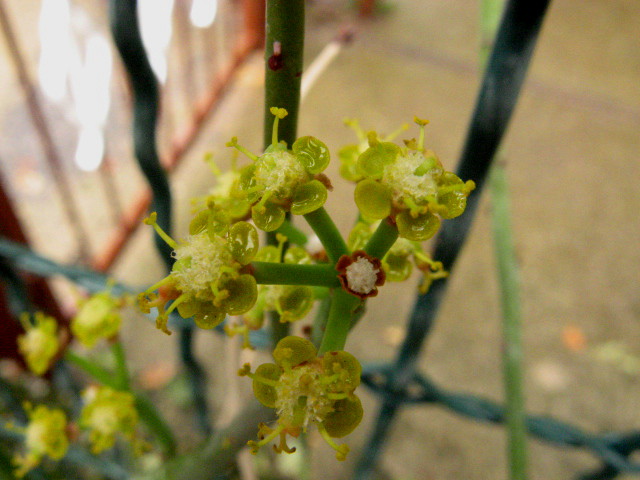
[{"x1": 1, "y1": 0, "x2": 640, "y2": 479}]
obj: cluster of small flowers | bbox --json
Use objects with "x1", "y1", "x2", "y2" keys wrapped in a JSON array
[
  {"x1": 135, "y1": 109, "x2": 474, "y2": 461},
  {"x1": 240, "y1": 336, "x2": 362, "y2": 460},
  {"x1": 340, "y1": 117, "x2": 475, "y2": 241},
  {"x1": 13, "y1": 297, "x2": 142, "y2": 477}
]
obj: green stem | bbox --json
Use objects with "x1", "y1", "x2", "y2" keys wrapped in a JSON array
[
  {"x1": 134, "y1": 393, "x2": 177, "y2": 457},
  {"x1": 490, "y1": 162, "x2": 528, "y2": 480},
  {"x1": 252, "y1": 262, "x2": 339, "y2": 287},
  {"x1": 364, "y1": 218, "x2": 398, "y2": 260},
  {"x1": 111, "y1": 340, "x2": 130, "y2": 391},
  {"x1": 65, "y1": 350, "x2": 117, "y2": 388},
  {"x1": 275, "y1": 220, "x2": 308, "y2": 246},
  {"x1": 264, "y1": 0, "x2": 305, "y2": 346},
  {"x1": 318, "y1": 289, "x2": 360, "y2": 354},
  {"x1": 304, "y1": 207, "x2": 349, "y2": 263},
  {"x1": 263, "y1": 0, "x2": 305, "y2": 147},
  {"x1": 311, "y1": 296, "x2": 332, "y2": 349}
]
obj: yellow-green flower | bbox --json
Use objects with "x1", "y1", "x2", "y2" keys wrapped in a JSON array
[
  {"x1": 17, "y1": 312, "x2": 59, "y2": 375},
  {"x1": 139, "y1": 211, "x2": 259, "y2": 334},
  {"x1": 192, "y1": 151, "x2": 251, "y2": 222},
  {"x1": 353, "y1": 118, "x2": 475, "y2": 241},
  {"x1": 79, "y1": 386, "x2": 140, "y2": 454},
  {"x1": 12, "y1": 404, "x2": 69, "y2": 477},
  {"x1": 338, "y1": 118, "x2": 408, "y2": 182},
  {"x1": 227, "y1": 107, "x2": 331, "y2": 232},
  {"x1": 72, "y1": 289, "x2": 123, "y2": 348},
  {"x1": 240, "y1": 336, "x2": 363, "y2": 461}
]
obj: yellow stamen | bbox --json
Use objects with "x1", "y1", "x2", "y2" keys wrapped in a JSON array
[
  {"x1": 317, "y1": 423, "x2": 350, "y2": 461},
  {"x1": 144, "y1": 213, "x2": 178, "y2": 249}
]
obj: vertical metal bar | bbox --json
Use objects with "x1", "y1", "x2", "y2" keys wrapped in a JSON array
[{"x1": 0, "y1": 0, "x2": 91, "y2": 261}]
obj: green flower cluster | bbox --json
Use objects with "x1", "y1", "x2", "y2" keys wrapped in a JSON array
[
  {"x1": 240, "y1": 336, "x2": 362, "y2": 460},
  {"x1": 139, "y1": 209, "x2": 259, "y2": 334},
  {"x1": 17, "y1": 312, "x2": 59, "y2": 376},
  {"x1": 79, "y1": 386, "x2": 143, "y2": 454},
  {"x1": 228, "y1": 107, "x2": 331, "y2": 231},
  {"x1": 71, "y1": 288, "x2": 124, "y2": 348},
  {"x1": 12, "y1": 404, "x2": 69, "y2": 478},
  {"x1": 346, "y1": 118, "x2": 475, "y2": 241}
]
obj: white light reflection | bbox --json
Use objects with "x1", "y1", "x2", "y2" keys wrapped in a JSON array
[
  {"x1": 190, "y1": 0, "x2": 218, "y2": 28},
  {"x1": 37, "y1": 0, "x2": 72, "y2": 102},
  {"x1": 138, "y1": 0, "x2": 175, "y2": 84},
  {"x1": 70, "y1": 34, "x2": 112, "y2": 172}
]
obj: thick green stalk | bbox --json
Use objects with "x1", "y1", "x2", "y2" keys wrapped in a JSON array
[
  {"x1": 318, "y1": 289, "x2": 360, "y2": 354},
  {"x1": 252, "y1": 262, "x2": 339, "y2": 287},
  {"x1": 264, "y1": 0, "x2": 305, "y2": 345},
  {"x1": 364, "y1": 218, "x2": 398, "y2": 260},
  {"x1": 264, "y1": 0, "x2": 305, "y2": 147},
  {"x1": 490, "y1": 162, "x2": 528, "y2": 480},
  {"x1": 304, "y1": 207, "x2": 349, "y2": 263}
]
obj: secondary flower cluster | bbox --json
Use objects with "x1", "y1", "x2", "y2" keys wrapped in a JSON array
[
  {"x1": 343, "y1": 117, "x2": 475, "y2": 241},
  {"x1": 14, "y1": 298, "x2": 141, "y2": 477},
  {"x1": 139, "y1": 209, "x2": 259, "y2": 334},
  {"x1": 227, "y1": 107, "x2": 332, "y2": 232},
  {"x1": 11, "y1": 404, "x2": 69, "y2": 478},
  {"x1": 239, "y1": 336, "x2": 362, "y2": 460}
]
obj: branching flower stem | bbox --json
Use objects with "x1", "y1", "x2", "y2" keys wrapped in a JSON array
[
  {"x1": 318, "y1": 289, "x2": 360, "y2": 355},
  {"x1": 364, "y1": 218, "x2": 399, "y2": 260},
  {"x1": 252, "y1": 262, "x2": 340, "y2": 287},
  {"x1": 304, "y1": 207, "x2": 350, "y2": 263}
]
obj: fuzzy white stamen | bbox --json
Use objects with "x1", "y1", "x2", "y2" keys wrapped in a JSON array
[
  {"x1": 172, "y1": 233, "x2": 233, "y2": 299},
  {"x1": 345, "y1": 257, "x2": 379, "y2": 294},
  {"x1": 382, "y1": 151, "x2": 438, "y2": 202},
  {"x1": 254, "y1": 150, "x2": 307, "y2": 198}
]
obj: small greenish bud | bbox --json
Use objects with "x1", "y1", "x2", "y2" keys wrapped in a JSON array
[
  {"x1": 17, "y1": 312, "x2": 59, "y2": 376},
  {"x1": 72, "y1": 290, "x2": 123, "y2": 348}
]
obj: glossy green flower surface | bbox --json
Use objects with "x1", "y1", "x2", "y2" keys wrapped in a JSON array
[
  {"x1": 17, "y1": 312, "x2": 59, "y2": 376},
  {"x1": 12, "y1": 404, "x2": 68, "y2": 477},
  {"x1": 240, "y1": 336, "x2": 362, "y2": 460},
  {"x1": 139, "y1": 211, "x2": 259, "y2": 334},
  {"x1": 353, "y1": 118, "x2": 475, "y2": 241},
  {"x1": 227, "y1": 107, "x2": 331, "y2": 231}
]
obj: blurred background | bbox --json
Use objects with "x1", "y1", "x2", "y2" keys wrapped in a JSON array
[{"x1": 1, "y1": 0, "x2": 639, "y2": 479}]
